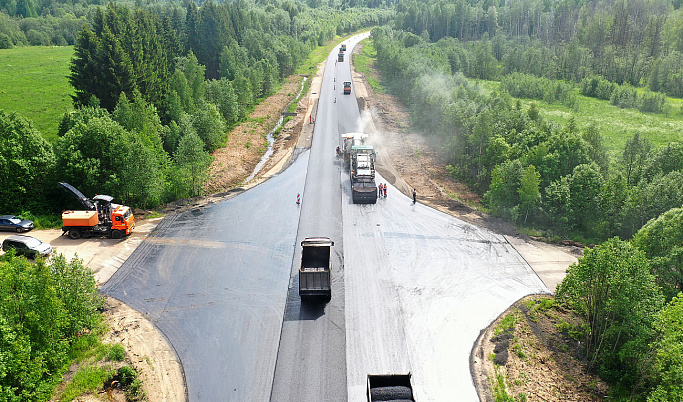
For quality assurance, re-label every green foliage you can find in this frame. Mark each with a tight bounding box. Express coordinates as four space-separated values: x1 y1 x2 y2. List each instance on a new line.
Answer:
55 113 167 208
619 172 683 239
494 312 517 336
0 253 103 400
492 364 514 402
502 73 575 107
556 238 664 388
647 293 683 401
107 344 125 362
205 78 239 126
192 99 227 153
58 366 113 402
0 110 55 213
173 131 212 198
49 254 103 337
632 208 683 298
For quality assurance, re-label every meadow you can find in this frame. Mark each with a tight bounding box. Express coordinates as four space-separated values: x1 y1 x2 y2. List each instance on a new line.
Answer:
477 80 683 158
0 46 74 142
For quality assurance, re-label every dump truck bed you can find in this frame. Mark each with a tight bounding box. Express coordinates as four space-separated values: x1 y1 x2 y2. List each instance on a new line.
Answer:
299 237 333 300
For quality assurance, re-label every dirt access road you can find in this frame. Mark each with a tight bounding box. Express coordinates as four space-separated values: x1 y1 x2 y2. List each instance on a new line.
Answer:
2 35 580 401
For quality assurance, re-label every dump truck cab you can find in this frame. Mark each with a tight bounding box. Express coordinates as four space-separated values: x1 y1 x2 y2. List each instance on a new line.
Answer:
111 205 135 234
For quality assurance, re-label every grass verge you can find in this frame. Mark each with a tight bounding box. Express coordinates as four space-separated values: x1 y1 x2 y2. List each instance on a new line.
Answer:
354 38 383 93
0 46 73 142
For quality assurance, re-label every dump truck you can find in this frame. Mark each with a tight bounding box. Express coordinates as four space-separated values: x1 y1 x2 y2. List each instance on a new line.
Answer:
299 237 333 301
343 81 352 95
367 374 415 401
338 52 344 62
58 182 135 239
350 144 378 204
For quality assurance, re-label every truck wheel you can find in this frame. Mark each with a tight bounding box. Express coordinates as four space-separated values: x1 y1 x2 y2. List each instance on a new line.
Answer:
111 229 122 239
68 230 81 240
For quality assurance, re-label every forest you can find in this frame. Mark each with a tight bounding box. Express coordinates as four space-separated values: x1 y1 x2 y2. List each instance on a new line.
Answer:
1 0 683 399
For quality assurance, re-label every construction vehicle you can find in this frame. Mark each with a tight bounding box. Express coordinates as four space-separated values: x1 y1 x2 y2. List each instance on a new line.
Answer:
350 143 378 204
338 52 344 62
340 132 368 166
341 44 347 52
343 81 351 95
299 237 333 302
58 182 135 239
367 374 415 401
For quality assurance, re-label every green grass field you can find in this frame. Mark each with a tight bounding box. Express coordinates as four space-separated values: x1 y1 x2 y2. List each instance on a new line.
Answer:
0 46 74 143
477 80 683 158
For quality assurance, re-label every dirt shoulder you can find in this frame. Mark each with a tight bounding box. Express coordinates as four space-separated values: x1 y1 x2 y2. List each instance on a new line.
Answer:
472 295 609 401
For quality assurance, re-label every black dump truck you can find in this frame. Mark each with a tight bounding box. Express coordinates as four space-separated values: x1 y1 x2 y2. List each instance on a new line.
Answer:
299 237 334 302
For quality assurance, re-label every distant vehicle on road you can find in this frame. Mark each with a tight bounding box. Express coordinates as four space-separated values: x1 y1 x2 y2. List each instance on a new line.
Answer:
338 52 344 62
299 237 334 302
2 235 52 259
343 81 351 94
341 44 347 52
0 215 34 233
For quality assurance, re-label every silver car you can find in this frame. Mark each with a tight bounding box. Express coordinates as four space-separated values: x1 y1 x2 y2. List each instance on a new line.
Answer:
2 235 52 259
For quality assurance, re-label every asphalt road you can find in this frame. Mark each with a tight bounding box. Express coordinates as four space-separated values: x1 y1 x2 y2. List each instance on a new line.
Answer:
102 32 549 402
101 153 308 400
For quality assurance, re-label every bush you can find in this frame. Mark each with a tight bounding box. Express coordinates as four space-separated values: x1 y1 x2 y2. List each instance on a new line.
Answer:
107 344 125 361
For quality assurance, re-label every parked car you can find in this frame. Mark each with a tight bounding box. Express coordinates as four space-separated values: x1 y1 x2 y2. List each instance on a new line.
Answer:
0 215 34 232
2 235 52 259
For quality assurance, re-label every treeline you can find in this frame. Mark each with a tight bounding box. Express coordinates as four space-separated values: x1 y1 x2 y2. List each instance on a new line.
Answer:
1 1 390 212
372 27 683 242
0 253 103 400
69 1 393 117
0 0 395 48
393 0 683 98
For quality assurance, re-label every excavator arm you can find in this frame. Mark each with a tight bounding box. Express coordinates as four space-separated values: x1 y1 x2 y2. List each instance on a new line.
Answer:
58 182 96 210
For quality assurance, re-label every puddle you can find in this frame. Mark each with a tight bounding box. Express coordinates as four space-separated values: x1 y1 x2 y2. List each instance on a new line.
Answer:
245 76 308 182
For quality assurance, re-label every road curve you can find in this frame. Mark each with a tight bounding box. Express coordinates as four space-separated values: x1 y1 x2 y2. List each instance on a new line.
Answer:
101 153 308 401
